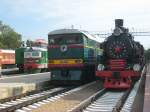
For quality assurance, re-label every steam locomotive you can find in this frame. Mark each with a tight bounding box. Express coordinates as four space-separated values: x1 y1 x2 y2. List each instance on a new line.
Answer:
96 19 144 89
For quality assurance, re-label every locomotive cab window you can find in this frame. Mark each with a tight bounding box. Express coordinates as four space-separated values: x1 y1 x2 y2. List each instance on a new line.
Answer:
48 34 83 45
24 51 41 58
32 51 41 58
82 35 88 45
24 52 32 58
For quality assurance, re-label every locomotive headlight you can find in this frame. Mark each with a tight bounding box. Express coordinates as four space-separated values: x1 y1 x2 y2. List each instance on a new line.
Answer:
35 59 39 62
133 64 141 71
97 64 105 71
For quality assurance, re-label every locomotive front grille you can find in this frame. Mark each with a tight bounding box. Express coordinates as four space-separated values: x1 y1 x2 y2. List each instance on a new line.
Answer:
109 59 126 70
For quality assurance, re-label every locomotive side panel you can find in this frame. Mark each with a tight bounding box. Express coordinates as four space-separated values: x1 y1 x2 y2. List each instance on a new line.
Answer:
15 48 25 72
0 50 15 69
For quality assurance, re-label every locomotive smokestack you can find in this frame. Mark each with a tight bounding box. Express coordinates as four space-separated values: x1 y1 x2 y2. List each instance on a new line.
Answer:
115 19 123 28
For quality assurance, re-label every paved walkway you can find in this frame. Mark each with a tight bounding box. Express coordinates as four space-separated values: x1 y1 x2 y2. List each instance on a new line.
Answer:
143 64 150 112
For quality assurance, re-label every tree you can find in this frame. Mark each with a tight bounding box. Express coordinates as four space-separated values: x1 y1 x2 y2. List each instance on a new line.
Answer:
145 49 150 62
26 40 33 47
0 20 22 49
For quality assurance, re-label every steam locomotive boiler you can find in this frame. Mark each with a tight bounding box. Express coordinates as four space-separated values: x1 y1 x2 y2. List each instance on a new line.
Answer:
96 19 144 89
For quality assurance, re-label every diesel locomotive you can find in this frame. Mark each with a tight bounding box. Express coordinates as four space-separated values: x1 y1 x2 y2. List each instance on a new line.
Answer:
96 19 144 89
16 39 48 73
48 29 103 84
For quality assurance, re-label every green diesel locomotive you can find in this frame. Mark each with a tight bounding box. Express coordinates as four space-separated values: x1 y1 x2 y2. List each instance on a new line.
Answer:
15 39 48 73
48 29 103 84
24 47 48 73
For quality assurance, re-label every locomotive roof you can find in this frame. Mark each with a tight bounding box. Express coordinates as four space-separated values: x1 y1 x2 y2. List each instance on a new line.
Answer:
0 49 15 53
48 29 101 43
25 47 47 51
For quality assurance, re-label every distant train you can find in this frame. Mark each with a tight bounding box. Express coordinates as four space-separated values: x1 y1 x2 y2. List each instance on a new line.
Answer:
48 29 103 84
0 49 15 69
96 19 145 89
15 39 48 73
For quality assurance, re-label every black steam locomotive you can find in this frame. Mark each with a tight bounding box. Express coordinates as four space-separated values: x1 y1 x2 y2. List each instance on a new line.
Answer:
96 19 144 89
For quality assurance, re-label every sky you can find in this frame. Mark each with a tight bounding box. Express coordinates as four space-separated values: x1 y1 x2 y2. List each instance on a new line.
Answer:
0 0 150 49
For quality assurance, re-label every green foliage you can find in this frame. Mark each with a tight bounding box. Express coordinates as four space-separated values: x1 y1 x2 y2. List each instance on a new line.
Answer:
145 49 150 62
26 40 33 47
0 20 22 49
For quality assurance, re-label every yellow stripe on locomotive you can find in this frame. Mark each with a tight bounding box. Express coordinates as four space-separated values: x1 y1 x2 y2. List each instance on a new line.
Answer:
49 59 83 64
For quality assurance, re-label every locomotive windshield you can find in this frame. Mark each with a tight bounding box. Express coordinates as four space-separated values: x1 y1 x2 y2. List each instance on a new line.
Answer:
24 51 41 58
48 34 83 45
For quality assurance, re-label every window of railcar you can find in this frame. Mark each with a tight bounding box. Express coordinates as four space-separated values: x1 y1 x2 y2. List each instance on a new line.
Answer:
12 55 15 59
48 34 83 45
24 52 32 58
88 39 94 47
82 34 88 46
96 42 100 48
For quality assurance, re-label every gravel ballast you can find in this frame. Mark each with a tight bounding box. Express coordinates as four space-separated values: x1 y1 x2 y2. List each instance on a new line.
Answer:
32 81 102 112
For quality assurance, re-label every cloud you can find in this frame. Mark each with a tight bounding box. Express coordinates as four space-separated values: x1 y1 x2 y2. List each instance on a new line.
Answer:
1 0 150 31
2 0 150 21
0 0 150 48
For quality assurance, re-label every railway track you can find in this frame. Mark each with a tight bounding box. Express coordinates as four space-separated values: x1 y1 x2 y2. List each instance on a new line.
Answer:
0 69 144 112
70 82 141 112
0 85 54 104
11 78 142 112
0 87 71 112
69 89 130 112
70 66 146 112
70 80 143 112
15 81 102 112
0 81 99 112
83 91 125 112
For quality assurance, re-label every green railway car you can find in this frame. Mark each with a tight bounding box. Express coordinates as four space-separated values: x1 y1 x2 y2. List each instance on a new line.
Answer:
24 47 48 73
48 29 103 84
15 39 48 73
15 47 26 72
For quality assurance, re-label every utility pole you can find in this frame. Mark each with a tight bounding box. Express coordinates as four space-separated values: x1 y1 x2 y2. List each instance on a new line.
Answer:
71 25 74 29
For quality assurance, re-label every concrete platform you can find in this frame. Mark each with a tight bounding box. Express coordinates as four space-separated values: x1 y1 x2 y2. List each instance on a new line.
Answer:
1 68 18 73
143 64 150 112
1 68 19 75
0 72 50 83
0 83 35 99
0 72 51 99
